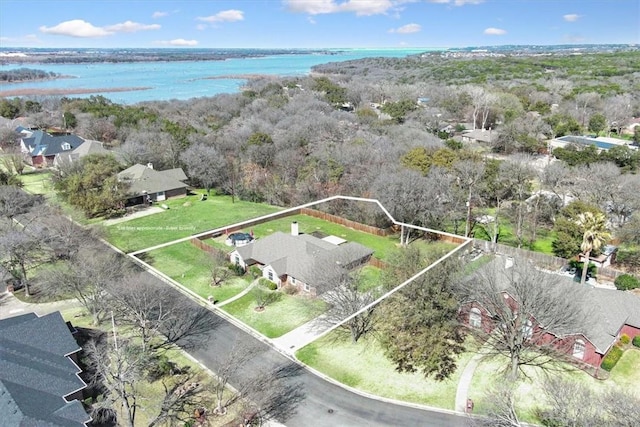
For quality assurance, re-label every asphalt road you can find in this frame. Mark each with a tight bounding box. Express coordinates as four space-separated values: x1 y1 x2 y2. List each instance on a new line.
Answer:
187 306 469 427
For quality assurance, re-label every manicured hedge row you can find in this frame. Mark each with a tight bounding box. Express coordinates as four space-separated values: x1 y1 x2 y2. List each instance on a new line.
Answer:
601 346 624 371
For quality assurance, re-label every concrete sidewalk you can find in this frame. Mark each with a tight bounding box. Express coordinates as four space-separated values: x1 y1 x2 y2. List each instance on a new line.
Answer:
271 312 338 355
216 279 259 307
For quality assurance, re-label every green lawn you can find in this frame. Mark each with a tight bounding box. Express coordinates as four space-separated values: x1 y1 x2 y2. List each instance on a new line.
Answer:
296 332 474 409
221 292 327 338
469 210 557 255
212 213 457 262
105 191 282 252
467 349 640 423
143 241 251 303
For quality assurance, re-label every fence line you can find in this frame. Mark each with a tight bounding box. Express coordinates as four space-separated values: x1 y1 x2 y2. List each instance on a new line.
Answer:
472 239 626 281
300 207 390 236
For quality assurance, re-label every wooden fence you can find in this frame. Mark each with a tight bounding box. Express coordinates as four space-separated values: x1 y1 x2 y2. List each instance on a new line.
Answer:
190 237 225 256
300 207 390 236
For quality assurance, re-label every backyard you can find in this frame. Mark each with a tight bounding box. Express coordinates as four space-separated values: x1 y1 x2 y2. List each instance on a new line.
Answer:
203 213 459 262
105 191 282 252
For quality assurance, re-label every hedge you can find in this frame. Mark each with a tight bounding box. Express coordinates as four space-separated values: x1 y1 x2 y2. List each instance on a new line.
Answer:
601 346 624 371
633 335 640 348
614 274 640 291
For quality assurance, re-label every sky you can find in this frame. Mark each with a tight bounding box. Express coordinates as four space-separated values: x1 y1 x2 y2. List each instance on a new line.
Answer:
0 0 638 49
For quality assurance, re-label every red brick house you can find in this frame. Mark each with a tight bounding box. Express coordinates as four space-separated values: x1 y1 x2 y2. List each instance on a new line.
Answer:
459 257 640 371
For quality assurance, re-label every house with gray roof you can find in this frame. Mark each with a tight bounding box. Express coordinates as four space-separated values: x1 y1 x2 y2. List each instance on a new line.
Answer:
20 130 85 168
53 139 109 168
460 256 640 371
117 163 188 206
0 311 91 426
230 222 374 296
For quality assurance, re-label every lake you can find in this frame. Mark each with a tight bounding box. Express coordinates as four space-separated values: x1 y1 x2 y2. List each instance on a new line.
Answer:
0 48 435 104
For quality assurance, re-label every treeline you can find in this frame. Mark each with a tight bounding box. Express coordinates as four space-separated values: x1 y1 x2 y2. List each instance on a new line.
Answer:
0 67 60 82
313 50 640 91
2 50 639 272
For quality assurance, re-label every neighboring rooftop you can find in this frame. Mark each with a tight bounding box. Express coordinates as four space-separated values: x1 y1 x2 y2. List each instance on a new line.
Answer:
117 163 188 196
0 312 90 427
21 130 85 157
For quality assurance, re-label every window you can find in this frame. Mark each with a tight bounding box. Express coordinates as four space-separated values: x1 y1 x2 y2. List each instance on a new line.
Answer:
303 283 310 292
469 308 482 328
268 270 273 281
573 339 586 360
291 277 296 284
234 255 240 265
522 319 533 340
61 142 71 151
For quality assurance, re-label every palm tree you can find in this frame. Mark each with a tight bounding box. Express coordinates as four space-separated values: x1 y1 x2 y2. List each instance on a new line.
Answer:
575 212 611 285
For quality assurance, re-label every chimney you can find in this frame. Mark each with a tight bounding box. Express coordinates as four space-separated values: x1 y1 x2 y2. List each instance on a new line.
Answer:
146 162 154 169
291 221 299 236
505 256 514 269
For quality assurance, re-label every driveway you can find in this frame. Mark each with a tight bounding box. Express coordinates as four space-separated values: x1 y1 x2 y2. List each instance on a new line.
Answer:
0 291 81 320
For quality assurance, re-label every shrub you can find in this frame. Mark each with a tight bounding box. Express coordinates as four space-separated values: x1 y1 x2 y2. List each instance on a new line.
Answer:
258 278 278 291
620 334 631 345
633 335 640 348
569 259 597 279
282 284 298 295
227 262 245 276
249 266 262 279
614 274 640 291
601 346 624 371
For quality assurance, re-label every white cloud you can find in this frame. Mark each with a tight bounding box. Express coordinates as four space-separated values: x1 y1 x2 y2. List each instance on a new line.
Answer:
104 21 160 33
389 23 422 34
156 38 199 46
484 27 506 35
39 19 113 38
563 14 580 22
196 24 207 31
197 9 244 23
152 11 168 19
284 0 395 16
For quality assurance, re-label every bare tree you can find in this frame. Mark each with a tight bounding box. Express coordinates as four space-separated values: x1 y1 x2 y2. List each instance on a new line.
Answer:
0 217 47 297
207 249 233 287
0 185 41 219
180 142 227 194
458 258 589 379
498 155 536 248
85 338 147 427
204 341 304 423
42 246 127 325
316 266 378 344
534 376 640 427
109 272 221 352
146 370 205 427
453 159 485 237
473 383 521 427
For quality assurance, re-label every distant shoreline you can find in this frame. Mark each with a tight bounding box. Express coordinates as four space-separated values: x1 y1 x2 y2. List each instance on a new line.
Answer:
197 74 280 81
0 86 152 97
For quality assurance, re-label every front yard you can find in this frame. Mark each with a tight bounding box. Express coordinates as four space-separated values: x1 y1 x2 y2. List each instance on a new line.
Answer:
467 349 640 423
296 332 474 409
221 292 328 338
143 241 252 304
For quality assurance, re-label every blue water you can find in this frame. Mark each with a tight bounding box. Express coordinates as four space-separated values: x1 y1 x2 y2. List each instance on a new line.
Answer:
558 135 617 150
0 48 434 104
